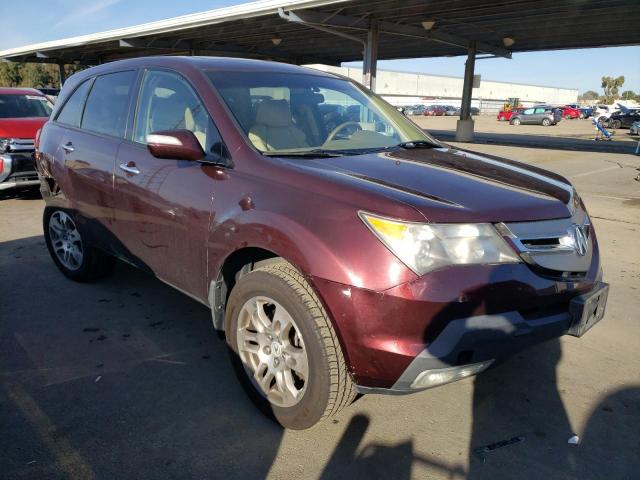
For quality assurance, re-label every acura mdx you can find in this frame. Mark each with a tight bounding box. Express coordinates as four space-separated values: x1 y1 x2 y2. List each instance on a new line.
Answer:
35 57 608 429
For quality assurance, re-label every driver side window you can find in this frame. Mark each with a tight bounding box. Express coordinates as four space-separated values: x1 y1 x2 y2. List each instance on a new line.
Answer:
134 70 223 157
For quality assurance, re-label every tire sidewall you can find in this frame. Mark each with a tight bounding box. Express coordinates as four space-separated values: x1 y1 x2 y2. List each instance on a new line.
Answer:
225 269 332 429
542 118 551 126
43 208 102 281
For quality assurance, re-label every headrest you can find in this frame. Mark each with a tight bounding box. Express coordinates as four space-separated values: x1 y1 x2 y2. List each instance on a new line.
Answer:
255 99 292 128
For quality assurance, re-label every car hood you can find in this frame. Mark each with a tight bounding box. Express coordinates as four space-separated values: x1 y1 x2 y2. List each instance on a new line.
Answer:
290 146 575 223
0 117 48 139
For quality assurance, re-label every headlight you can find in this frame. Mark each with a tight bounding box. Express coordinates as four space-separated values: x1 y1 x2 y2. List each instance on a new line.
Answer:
360 212 521 275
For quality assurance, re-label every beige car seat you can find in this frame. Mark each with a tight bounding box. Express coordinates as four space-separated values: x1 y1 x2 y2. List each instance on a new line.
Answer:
248 99 308 151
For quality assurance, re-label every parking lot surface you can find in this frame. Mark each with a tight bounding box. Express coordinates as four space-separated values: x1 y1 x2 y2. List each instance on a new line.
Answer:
1 141 639 479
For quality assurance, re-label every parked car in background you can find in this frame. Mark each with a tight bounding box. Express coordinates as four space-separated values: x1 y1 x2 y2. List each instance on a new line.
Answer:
0 87 53 192
560 105 581 119
451 106 480 116
423 105 446 116
510 106 561 126
36 56 608 429
497 107 524 121
607 109 640 129
630 120 640 135
408 105 426 116
444 105 458 116
579 106 593 119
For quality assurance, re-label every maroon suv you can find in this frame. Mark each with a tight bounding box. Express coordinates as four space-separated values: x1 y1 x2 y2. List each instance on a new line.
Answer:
36 57 608 429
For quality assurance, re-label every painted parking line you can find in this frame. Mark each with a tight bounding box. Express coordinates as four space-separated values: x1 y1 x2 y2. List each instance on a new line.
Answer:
4 382 96 480
569 165 620 179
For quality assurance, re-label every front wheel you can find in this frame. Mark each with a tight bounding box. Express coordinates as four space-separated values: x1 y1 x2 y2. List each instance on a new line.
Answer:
565 114 572 120
225 260 356 429
610 120 622 129
510 118 521 125
44 208 115 282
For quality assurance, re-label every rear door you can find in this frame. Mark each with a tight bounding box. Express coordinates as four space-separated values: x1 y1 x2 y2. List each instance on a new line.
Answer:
532 107 547 123
54 70 137 246
112 68 227 300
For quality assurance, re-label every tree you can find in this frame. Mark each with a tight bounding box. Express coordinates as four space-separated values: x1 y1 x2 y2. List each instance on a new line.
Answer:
621 90 637 101
601 75 625 104
21 63 56 88
580 90 599 101
0 62 23 87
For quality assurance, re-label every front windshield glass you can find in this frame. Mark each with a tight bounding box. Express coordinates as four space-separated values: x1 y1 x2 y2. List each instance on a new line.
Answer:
206 70 438 155
0 94 54 118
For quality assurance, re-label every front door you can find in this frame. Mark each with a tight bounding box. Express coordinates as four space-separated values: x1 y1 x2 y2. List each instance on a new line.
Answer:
112 69 226 300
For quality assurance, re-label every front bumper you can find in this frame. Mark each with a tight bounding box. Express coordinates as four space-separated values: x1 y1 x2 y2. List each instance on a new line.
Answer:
0 153 38 190
311 252 602 392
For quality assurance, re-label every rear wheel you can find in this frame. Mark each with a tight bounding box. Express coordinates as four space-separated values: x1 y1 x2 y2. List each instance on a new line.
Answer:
579 112 585 119
225 260 356 429
542 118 551 126
610 119 622 129
44 208 115 282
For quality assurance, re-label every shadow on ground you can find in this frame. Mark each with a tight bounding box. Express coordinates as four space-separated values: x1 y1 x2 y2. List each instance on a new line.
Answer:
1 232 638 479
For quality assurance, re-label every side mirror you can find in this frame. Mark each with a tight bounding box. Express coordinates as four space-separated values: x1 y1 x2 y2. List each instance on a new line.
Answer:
146 129 205 161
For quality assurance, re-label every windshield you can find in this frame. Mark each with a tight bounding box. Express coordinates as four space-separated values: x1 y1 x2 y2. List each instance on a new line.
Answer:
206 70 438 155
0 94 53 118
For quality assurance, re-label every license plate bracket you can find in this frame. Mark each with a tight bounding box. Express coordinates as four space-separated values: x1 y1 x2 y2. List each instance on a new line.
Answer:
568 282 609 337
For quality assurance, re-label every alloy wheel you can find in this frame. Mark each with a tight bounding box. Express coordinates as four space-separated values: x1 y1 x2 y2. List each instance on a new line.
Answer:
236 296 309 407
48 211 83 270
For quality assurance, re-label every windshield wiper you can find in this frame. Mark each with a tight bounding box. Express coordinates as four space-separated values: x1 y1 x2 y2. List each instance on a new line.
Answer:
262 149 361 158
395 140 441 149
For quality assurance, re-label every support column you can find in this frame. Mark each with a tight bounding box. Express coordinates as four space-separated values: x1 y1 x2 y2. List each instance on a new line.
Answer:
58 63 66 87
456 42 476 142
362 20 378 91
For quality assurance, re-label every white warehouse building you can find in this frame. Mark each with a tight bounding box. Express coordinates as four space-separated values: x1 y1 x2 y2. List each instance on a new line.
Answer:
308 65 579 114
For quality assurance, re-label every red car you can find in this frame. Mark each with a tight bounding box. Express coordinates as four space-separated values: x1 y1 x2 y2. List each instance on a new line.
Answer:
0 88 52 191
36 57 608 429
560 105 581 119
497 108 523 121
423 105 446 116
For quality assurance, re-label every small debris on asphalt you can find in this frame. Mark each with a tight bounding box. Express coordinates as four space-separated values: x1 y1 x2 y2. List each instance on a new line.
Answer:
95 363 104 368
95 375 102 383
97 298 112 303
473 436 525 462
568 435 580 445
202 355 210 359
148 321 163 327
83 327 100 332
96 335 107 341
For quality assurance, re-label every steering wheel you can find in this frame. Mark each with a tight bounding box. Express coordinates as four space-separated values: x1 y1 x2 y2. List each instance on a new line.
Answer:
325 121 362 143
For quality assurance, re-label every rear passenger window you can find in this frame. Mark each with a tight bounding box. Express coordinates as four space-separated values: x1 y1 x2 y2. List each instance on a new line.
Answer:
82 71 136 138
134 69 223 157
534 108 546 114
56 79 91 127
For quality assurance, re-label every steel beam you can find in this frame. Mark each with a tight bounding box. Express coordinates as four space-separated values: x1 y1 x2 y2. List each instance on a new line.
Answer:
58 63 66 86
284 9 511 59
455 42 476 142
363 20 378 91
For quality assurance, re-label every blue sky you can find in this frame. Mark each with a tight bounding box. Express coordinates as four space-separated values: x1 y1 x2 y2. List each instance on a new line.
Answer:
1 0 638 94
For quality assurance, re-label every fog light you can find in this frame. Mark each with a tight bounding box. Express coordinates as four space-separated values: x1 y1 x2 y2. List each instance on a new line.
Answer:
410 360 494 389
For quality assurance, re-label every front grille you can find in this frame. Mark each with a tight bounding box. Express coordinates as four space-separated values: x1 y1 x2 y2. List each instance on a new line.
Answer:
9 153 35 173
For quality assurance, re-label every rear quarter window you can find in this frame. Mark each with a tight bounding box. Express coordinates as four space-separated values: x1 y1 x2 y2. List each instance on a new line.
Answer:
56 80 92 127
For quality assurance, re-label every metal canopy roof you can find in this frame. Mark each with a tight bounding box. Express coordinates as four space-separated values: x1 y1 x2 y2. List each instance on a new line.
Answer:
1 0 639 66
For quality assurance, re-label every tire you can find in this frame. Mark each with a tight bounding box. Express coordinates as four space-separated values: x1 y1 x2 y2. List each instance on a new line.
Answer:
43 208 115 282
225 260 356 429
610 120 621 129
542 118 551 126
565 114 572 120
510 118 521 125
579 113 585 119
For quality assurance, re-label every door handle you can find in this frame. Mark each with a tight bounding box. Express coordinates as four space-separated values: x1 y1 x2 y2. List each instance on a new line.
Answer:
62 142 74 153
119 162 140 175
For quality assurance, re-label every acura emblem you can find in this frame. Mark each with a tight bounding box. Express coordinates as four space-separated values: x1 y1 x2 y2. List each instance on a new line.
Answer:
569 224 588 256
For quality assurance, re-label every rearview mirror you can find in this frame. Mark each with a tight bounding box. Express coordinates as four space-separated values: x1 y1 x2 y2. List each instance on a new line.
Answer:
146 130 205 161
